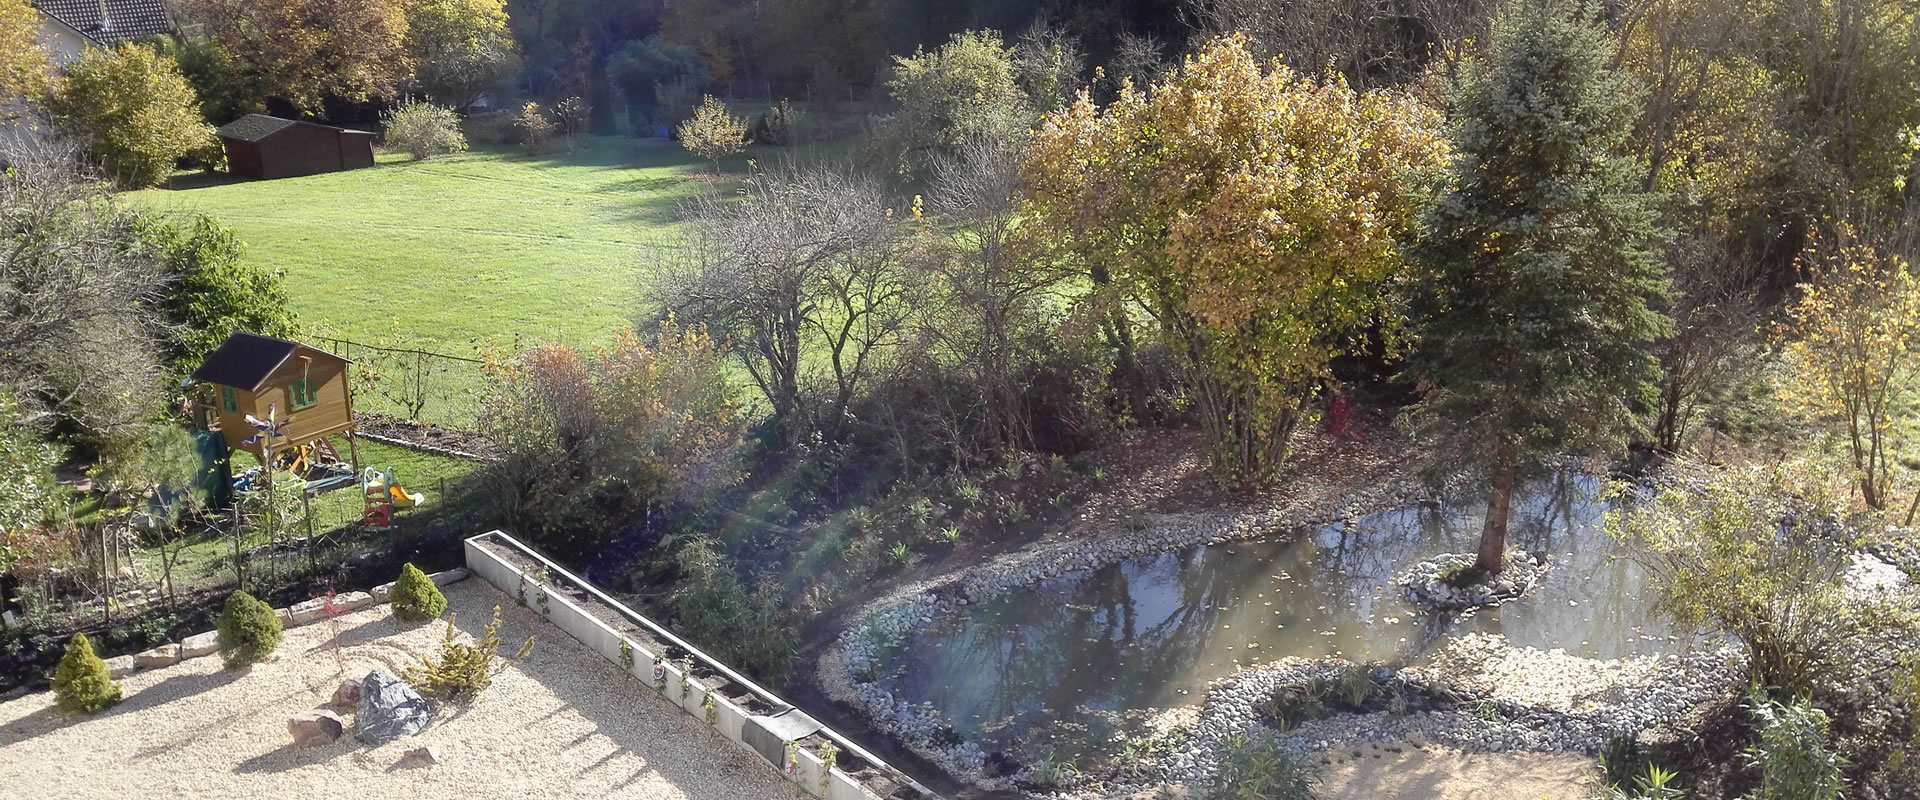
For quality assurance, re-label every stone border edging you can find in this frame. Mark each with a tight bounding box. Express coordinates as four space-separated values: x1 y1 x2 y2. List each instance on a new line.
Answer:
103 569 471 679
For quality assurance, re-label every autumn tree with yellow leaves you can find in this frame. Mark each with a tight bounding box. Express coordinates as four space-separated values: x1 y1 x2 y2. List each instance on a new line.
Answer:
1021 33 1447 483
1781 232 1920 510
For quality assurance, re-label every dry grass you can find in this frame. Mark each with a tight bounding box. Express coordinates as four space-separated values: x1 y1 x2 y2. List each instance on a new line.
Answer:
0 580 808 800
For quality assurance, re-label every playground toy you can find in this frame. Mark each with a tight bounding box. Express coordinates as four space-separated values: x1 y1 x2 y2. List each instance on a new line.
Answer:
361 467 427 526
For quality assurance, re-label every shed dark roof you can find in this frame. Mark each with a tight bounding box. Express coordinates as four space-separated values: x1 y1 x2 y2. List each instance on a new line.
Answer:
216 114 379 142
216 114 299 142
34 0 172 47
190 332 346 391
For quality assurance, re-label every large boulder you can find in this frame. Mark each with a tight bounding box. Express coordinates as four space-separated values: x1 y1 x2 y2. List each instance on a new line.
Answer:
134 644 181 670
179 631 219 659
289 710 345 747
355 669 431 744
103 655 135 679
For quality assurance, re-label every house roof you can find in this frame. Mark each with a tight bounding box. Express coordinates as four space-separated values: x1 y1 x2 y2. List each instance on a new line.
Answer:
190 332 347 392
34 0 173 47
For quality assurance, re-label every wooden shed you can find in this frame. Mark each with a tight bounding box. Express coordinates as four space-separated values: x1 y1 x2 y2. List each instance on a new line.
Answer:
216 114 376 180
190 332 359 465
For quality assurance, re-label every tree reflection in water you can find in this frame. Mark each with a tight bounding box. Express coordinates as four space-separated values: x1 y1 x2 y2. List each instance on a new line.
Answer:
881 473 1681 754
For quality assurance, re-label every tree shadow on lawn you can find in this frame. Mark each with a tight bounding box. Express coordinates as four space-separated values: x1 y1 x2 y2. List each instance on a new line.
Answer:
435 583 805 797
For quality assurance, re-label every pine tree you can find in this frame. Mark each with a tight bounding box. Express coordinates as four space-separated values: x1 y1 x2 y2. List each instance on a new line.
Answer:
1406 0 1671 573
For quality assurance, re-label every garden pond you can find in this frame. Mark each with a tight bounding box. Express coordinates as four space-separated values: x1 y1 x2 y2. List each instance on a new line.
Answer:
877 472 1685 752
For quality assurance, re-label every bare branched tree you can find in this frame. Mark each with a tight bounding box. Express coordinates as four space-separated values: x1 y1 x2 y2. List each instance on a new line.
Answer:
1180 0 1493 89
919 137 1073 457
646 163 917 438
0 136 170 442
1652 235 1772 453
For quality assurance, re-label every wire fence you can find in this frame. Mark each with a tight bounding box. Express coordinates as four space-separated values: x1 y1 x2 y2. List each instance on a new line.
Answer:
315 336 495 431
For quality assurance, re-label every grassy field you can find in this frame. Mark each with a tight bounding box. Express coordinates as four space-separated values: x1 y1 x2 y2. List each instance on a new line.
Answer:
128 136 748 352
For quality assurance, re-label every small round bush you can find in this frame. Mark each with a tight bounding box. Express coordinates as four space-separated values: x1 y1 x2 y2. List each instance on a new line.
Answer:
391 563 447 623
53 633 122 714
382 99 468 160
217 590 283 667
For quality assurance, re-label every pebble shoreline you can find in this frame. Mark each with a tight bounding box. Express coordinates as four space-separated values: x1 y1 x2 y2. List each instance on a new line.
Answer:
820 459 1740 796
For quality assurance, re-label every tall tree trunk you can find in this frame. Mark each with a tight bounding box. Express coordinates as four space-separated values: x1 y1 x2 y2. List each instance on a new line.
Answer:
1477 455 1517 574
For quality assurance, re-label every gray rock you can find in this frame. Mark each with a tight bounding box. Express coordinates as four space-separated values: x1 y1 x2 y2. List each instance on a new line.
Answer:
289 710 345 747
334 591 375 613
371 582 395 604
179 631 219 659
134 644 181 669
288 598 329 626
428 569 469 587
355 669 431 744
104 655 135 678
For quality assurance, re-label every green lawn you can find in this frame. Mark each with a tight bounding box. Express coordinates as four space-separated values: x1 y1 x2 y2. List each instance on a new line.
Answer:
129 136 743 352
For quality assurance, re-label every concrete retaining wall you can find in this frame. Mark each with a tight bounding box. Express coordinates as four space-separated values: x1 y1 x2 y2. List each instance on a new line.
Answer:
464 532 904 800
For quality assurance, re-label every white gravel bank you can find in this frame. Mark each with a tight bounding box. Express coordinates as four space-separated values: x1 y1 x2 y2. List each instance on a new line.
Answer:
0 580 808 800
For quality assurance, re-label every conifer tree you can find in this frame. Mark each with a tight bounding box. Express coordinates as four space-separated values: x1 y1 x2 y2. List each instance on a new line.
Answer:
1406 0 1670 573
53 633 121 714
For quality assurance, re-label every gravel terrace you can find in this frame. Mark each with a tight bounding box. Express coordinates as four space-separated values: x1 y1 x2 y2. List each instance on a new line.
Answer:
0 580 808 800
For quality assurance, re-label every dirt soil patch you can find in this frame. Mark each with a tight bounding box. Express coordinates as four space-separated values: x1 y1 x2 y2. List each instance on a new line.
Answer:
0 580 806 800
1316 740 1598 800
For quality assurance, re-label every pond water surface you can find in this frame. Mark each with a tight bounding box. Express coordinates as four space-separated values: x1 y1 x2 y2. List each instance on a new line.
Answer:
881 473 1681 746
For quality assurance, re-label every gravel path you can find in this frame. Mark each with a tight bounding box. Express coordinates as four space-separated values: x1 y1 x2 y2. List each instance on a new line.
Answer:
0 580 808 800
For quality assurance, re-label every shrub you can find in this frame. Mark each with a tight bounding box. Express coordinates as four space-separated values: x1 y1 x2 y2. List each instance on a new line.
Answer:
749 98 802 146
216 590 282 667
1609 465 1915 695
44 43 214 187
382 99 468 160
511 101 554 154
390 562 447 623
403 605 532 701
1436 563 1488 588
1211 733 1317 800
1258 680 1331 731
1745 692 1847 800
553 96 589 150
678 94 746 169
668 538 795 681
146 213 297 370
52 633 121 714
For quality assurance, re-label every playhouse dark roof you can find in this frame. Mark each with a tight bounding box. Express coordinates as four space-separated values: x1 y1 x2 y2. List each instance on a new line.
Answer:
216 114 378 142
191 332 347 391
34 0 172 47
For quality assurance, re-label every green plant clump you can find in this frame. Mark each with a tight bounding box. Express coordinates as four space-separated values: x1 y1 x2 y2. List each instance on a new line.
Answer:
1212 733 1318 800
404 605 534 701
52 633 122 714
1436 563 1489 588
391 562 448 622
216 590 283 667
